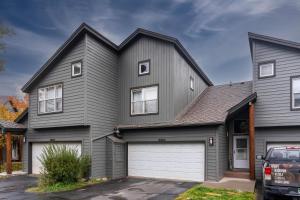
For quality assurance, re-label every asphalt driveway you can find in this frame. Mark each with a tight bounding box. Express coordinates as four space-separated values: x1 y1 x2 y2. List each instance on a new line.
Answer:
0 175 197 200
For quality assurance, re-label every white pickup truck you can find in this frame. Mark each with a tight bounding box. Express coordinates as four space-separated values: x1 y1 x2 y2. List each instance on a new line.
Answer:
257 147 300 200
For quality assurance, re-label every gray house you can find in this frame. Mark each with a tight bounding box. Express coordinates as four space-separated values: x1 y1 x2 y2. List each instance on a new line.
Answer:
15 23 300 182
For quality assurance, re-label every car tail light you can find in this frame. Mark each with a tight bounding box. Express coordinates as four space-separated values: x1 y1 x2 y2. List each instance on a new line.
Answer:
265 167 272 175
264 167 272 180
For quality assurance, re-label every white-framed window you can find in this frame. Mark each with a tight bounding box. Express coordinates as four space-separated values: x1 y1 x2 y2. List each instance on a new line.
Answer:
291 77 300 110
190 76 194 90
71 61 82 77
138 60 150 75
38 84 63 114
131 85 158 115
259 61 275 78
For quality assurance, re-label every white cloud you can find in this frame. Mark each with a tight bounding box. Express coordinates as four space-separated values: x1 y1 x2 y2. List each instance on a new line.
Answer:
182 0 289 36
5 25 61 62
0 71 31 96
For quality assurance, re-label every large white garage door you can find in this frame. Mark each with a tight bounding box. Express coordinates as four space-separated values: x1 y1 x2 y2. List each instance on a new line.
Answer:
128 143 205 182
32 142 82 174
267 143 300 151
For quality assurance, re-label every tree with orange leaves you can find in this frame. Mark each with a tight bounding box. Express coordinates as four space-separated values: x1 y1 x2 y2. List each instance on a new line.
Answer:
0 95 28 121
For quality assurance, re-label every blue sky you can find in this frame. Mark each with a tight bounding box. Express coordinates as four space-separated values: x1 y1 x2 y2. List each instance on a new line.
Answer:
1 0 300 96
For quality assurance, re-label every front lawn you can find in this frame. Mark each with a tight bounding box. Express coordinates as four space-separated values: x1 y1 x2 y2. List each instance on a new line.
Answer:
26 178 103 193
176 185 255 200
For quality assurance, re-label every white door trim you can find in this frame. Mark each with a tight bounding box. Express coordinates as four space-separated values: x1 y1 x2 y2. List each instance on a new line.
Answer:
233 135 249 169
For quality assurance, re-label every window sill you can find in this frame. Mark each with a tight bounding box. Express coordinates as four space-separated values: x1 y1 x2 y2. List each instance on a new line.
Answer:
130 112 159 117
37 111 63 116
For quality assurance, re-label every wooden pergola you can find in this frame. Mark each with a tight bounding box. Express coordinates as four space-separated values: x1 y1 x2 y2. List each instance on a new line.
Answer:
0 120 26 174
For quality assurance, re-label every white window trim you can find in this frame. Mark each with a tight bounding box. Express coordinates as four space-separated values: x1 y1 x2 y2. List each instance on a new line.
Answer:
131 85 158 115
291 77 300 110
190 76 194 90
38 84 63 114
259 61 275 78
138 60 150 75
71 61 82 77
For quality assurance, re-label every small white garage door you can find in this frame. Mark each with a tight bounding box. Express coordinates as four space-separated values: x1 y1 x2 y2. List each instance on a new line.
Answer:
32 142 82 174
267 143 300 151
128 143 205 182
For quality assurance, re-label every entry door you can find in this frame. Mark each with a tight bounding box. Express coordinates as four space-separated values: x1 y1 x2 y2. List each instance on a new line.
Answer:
233 136 249 169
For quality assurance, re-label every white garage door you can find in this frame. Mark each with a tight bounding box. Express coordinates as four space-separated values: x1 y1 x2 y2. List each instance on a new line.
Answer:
267 143 300 151
32 142 82 174
128 143 205 182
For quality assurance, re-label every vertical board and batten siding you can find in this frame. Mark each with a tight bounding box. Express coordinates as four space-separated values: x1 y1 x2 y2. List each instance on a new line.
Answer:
255 127 300 179
23 127 90 173
217 125 228 180
85 34 119 177
118 37 175 125
173 50 208 116
122 126 221 181
29 36 86 129
253 40 300 127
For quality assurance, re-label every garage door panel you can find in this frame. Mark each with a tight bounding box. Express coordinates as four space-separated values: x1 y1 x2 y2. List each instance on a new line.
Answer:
32 142 82 174
128 143 205 182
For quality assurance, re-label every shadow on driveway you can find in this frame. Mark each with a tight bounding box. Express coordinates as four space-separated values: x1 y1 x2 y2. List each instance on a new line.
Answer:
0 175 197 200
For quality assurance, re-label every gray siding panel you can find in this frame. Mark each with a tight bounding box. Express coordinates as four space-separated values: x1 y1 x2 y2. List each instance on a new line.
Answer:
118 37 175 125
122 126 219 181
255 127 300 179
23 126 90 174
217 125 228 179
173 50 208 116
253 41 300 127
85 34 119 177
29 36 86 129
92 137 106 178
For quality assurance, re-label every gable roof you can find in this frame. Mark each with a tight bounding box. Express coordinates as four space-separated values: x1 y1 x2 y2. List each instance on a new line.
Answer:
248 32 300 58
22 23 212 92
118 81 256 130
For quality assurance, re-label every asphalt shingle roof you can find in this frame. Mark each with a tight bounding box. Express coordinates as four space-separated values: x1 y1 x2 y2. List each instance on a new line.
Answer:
177 81 254 125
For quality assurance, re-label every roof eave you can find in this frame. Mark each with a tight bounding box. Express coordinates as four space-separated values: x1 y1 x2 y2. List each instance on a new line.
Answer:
227 92 257 117
117 121 224 130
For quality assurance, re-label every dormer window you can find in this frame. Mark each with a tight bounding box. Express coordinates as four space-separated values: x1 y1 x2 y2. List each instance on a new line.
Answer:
138 60 150 76
258 61 275 78
71 61 82 77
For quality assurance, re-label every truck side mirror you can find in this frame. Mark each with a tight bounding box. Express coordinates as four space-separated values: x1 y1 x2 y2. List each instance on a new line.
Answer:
256 155 264 160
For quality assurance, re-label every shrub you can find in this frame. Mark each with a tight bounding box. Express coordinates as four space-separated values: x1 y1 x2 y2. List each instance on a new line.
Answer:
79 154 91 179
39 144 90 186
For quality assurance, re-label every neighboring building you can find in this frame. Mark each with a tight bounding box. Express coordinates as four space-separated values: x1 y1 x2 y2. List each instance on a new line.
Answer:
16 23 300 182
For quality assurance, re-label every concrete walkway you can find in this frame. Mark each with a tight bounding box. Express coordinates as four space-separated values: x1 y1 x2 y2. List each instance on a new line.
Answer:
203 177 256 192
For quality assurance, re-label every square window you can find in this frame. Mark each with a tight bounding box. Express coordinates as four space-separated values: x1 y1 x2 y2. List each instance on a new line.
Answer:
72 61 82 77
138 60 150 75
38 84 63 114
259 61 275 78
131 85 158 115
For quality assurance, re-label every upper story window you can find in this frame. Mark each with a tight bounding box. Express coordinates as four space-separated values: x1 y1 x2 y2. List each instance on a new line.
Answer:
291 76 300 110
258 61 275 78
138 60 150 76
38 84 62 114
71 61 82 77
190 76 194 90
131 85 158 115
